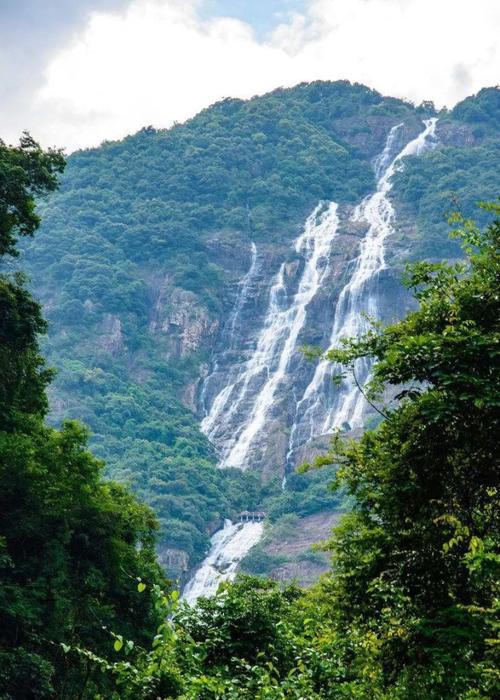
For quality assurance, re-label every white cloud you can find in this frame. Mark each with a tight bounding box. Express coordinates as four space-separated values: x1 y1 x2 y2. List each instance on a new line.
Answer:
272 0 500 103
19 0 500 150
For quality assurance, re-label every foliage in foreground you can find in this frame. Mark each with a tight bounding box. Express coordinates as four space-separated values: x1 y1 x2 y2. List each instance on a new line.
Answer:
312 202 500 697
0 136 166 699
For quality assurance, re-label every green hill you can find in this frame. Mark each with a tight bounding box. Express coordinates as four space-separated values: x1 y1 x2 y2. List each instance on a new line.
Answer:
19 82 500 574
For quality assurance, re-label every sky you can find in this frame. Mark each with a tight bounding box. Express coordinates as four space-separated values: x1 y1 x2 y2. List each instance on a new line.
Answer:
1 0 499 152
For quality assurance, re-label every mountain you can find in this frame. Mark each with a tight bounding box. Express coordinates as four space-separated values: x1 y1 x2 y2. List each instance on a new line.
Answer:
20 81 500 583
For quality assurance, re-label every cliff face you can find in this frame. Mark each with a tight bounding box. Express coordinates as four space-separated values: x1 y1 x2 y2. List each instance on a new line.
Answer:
21 82 500 576
197 120 436 478
241 511 341 587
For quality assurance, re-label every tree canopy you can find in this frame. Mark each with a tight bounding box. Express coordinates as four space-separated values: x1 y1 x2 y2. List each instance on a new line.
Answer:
0 135 165 699
311 202 500 697
0 132 64 257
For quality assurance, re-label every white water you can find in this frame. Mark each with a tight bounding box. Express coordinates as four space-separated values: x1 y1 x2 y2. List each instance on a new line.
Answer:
181 519 264 605
203 202 340 469
184 204 340 603
200 241 258 427
286 118 438 461
227 241 259 348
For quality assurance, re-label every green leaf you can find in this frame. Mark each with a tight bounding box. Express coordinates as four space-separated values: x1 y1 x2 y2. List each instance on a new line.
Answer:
114 638 123 652
137 581 146 593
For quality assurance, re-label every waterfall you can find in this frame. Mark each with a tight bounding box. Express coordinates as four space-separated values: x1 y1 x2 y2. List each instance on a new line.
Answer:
286 118 438 463
181 519 264 605
203 202 340 470
227 241 259 348
183 119 439 604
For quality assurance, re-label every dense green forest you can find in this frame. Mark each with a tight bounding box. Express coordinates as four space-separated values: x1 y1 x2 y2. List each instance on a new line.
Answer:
391 86 500 258
0 135 166 697
17 82 500 572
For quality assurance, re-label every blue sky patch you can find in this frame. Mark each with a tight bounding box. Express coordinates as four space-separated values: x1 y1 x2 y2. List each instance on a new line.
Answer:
201 0 307 38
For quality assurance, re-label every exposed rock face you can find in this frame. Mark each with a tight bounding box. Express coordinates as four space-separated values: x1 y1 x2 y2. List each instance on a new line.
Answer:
332 114 423 156
182 379 201 412
171 294 218 358
436 120 477 148
99 313 124 355
244 511 341 587
157 547 190 583
150 282 219 359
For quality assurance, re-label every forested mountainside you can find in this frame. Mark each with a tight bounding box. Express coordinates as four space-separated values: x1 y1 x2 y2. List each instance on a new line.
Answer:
20 81 500 578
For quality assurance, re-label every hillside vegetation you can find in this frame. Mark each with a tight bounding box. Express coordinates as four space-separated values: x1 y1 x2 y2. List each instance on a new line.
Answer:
391 86 500 257
20 82 500 572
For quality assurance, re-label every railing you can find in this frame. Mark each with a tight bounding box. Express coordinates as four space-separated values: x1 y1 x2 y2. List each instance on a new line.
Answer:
237 511 266 523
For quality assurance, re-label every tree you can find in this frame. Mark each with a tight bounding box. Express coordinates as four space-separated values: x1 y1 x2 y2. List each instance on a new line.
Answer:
0 134 165 698
313 203 499 697
0 132 65 257
88 576 324 700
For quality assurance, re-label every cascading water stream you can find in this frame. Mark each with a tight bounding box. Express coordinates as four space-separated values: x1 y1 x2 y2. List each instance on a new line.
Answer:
204 202 340 470
199 241 258 422
181 519 264 605
286 118 438 466
182 204 341 603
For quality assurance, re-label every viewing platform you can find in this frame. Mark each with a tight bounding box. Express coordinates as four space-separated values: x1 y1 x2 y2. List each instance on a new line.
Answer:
237 511 266 523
